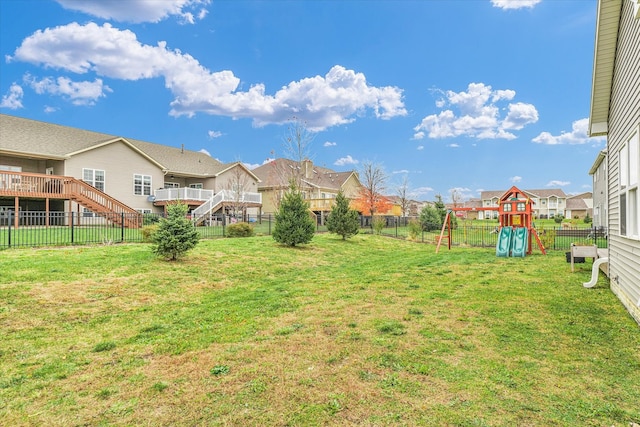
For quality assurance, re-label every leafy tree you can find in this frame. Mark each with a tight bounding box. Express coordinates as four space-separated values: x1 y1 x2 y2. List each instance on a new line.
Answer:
273 182 315 246
152 202 199 261
326 191 360 240
419 204 441 231
584 213 592 224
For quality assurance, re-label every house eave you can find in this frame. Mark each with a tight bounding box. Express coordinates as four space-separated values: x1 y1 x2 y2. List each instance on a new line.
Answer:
588 0 623 137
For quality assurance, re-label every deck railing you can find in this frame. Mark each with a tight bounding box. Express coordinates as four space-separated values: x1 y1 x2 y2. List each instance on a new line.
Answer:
154 188 214 202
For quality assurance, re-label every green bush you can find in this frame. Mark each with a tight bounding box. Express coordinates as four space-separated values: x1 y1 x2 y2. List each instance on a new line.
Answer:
273 183 315 247
226 222 255 237
372 216 386 235
152 203 200 261
143 213 161 226
407 219 422 241
326 191 359 240
584 213 592 224
554 214 564 224
538 228 556 249
141 224 158 242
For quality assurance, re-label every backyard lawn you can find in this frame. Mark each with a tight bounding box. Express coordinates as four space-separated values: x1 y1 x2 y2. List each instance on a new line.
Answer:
1 234 638 426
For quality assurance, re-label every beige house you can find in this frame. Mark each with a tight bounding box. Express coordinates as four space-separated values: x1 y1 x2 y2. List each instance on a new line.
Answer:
589 150 608 228
0 114 261 225
565 192 594 220
588 0 640 325
252 158 362 221
479 189 571 220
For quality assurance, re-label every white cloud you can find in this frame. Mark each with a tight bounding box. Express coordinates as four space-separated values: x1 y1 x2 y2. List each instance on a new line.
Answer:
547 180 570 187
449 187 474 202
334 155 359 166
0 83 24 109
510 175 522 183
55 0 211 24
10 23 406 131
244 162 262 170
208 130 223 139
411 186 434 198
44 105 57 113
417 145 424 150
392 169 409 175
448 143 460 148
491 0 542 10
413 83 538 140
323 141 337 147
502 102 539 130
532 118 605 145
24 75 110 105
199 148 211 156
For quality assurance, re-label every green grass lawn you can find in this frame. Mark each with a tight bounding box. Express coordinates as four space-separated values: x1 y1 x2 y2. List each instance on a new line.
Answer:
1 234 638 426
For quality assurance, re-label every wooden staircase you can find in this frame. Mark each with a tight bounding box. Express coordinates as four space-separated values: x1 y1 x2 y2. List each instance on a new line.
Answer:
66 178 142 228
0 171 142 228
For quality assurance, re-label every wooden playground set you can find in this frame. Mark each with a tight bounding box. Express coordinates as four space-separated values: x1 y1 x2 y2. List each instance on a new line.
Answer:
436 186 546 256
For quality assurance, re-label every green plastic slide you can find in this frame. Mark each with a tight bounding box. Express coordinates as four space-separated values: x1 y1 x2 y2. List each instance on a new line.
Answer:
511 227 528 257
496 226 512 257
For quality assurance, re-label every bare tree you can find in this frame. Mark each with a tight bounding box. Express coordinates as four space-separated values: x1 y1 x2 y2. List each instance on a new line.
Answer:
356 161 389 217
268 118 316 209
450 188 464 209
396 175 411 218
225 163 252 220
282 117 316 190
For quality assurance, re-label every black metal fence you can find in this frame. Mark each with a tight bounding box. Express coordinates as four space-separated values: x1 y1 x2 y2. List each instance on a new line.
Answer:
0 211 607 251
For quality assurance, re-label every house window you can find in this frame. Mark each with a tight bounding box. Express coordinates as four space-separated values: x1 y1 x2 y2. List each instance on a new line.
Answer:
619 127 639 239
189 183 203 189
503 203 512 212
164 182 179 188
516 202 526 212
134 174 152 196
83 168 105 192
136 209 152 214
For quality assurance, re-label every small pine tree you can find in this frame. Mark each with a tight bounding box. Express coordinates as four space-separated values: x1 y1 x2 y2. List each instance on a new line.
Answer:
326 191 360 240
419 205 441 231
152 203 200 260
273 183 315 246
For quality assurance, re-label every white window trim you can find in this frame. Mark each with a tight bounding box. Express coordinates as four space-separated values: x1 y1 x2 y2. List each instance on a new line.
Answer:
619 124 640 240
134 173 152 196
83 168 105 192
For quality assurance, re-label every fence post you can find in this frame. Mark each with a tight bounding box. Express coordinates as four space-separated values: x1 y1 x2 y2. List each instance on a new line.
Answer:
7 211 12 248
395 217 398 238
70 211 75 244
222 214 226 237
121 212 125 243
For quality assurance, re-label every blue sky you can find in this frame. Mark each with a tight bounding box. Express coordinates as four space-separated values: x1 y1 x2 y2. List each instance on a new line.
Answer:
0 0 605 201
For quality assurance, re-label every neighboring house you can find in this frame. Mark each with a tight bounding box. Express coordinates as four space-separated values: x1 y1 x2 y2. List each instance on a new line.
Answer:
447 198 483 220
589 150 608 228
565 192 593 220
252 158 362 221
0 114 261 225
588 0 640 325
479 189 570 220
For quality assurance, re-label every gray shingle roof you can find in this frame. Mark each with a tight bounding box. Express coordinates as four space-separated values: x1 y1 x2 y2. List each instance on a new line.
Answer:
1 113 226 176
252 158 356 191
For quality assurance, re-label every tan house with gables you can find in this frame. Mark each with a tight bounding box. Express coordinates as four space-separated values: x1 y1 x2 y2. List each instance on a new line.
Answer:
479 189 571 220
252 158 362 221
0 114 261 226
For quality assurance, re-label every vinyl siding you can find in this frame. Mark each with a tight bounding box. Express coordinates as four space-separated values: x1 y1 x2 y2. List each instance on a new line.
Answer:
607 0 640 323
64 141 165 212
